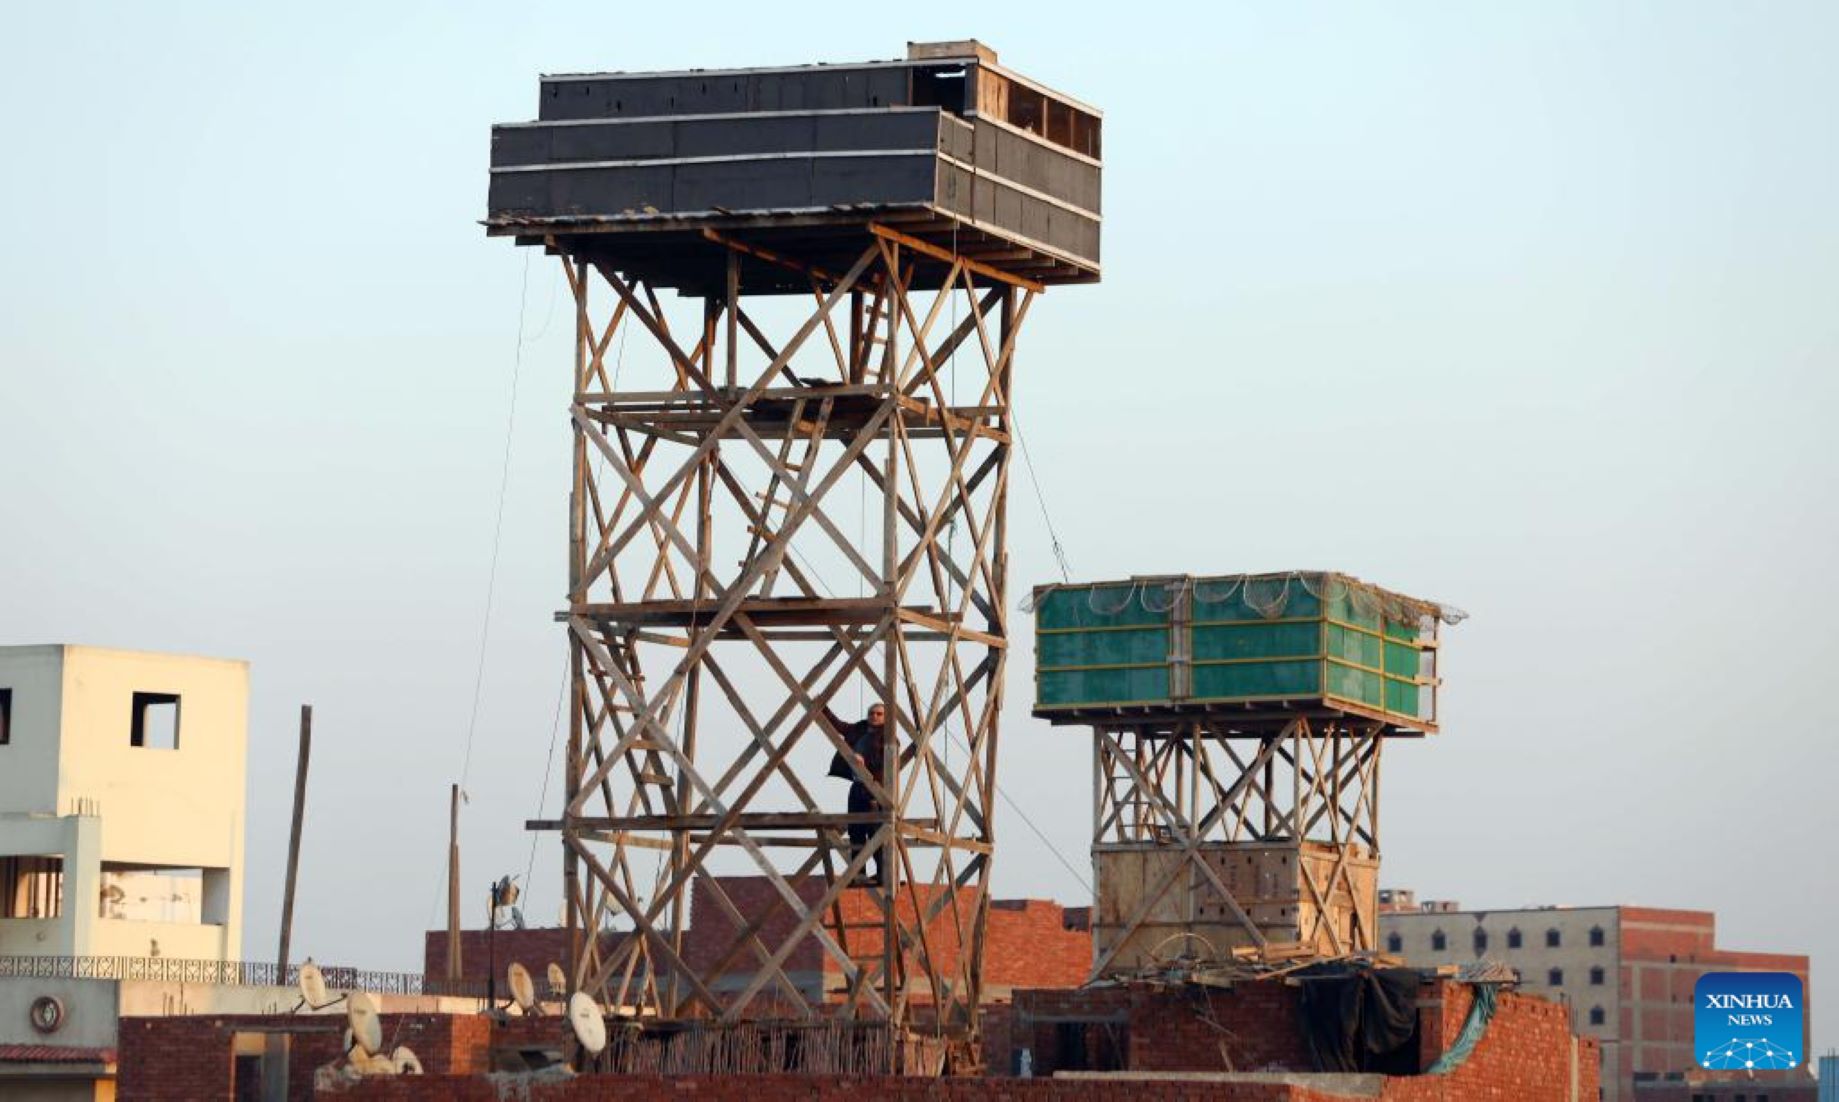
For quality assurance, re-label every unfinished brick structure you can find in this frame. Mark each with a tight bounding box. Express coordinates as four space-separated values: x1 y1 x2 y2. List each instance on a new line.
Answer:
995 973 1599 1100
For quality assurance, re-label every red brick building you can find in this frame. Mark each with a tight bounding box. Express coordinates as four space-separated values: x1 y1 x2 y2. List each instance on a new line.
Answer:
422 926 626 996
430 876 1093 1012
1380 900 1812 1101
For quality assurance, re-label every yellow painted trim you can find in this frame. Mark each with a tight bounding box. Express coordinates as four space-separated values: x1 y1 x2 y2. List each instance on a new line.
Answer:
1188 654 1322 667
1039 661 1168 674
1186 615 1322 629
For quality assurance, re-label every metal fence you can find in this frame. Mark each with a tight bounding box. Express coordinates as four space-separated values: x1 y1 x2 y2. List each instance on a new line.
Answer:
0 955 488 998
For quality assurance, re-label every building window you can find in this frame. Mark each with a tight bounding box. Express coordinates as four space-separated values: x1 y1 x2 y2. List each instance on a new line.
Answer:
1590 966 1605 986
0 687 11 744
1545 928 1561 948
1589 926 1605 947
1473 928 1488 955
1506 927 1522 949
1 857 64 918
1431 930 1447 951
131 692 181 749
1386 932 1403 953
1589 1006 1605 1026
1548 968 1564 986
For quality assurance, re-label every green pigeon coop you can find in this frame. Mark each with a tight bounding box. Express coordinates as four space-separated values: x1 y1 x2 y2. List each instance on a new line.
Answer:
1030 571 1461 973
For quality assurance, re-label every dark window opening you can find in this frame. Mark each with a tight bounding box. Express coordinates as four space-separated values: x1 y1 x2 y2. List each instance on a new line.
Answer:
1589 1006 1605 1026
1051 1021 1125 1073
1431 930 1447 951
1473 929 1489 955
912 66 969 115
131 692 181 749
1546 928 1562 948
1590 926 1605 947
0 687 11 745
1386 932 1403 953
233 1055 263 1102
1590 966 1605 986
1507 928 1523 949
2 856 64 918
1548 968 1564 986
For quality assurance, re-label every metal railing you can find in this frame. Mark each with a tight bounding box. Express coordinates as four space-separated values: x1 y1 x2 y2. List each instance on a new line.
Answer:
0 955 488 998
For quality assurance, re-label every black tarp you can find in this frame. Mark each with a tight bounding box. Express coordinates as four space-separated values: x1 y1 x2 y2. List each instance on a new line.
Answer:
1295 963 1422 1073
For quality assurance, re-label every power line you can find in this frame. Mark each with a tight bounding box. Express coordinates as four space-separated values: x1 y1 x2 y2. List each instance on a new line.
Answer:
429 249 538 931
1013 411 1072 583
457 250 534 791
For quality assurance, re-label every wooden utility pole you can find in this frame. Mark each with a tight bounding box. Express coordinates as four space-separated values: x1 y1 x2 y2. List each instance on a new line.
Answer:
446 784 463 983
276 704 312 974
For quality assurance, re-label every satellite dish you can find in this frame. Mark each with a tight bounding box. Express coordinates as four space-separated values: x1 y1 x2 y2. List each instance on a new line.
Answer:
346 992 383 1057
546 962 567 995
568 992 606 1055
299 961 329 1009
391 1046 424 1075
507 962 537 1011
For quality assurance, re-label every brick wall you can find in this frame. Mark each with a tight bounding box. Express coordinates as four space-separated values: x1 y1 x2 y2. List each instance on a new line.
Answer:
1386 986 1601 1102
679 877 1091 1007
118 1012 493 1102
423 927 625 990
985 899 1091 993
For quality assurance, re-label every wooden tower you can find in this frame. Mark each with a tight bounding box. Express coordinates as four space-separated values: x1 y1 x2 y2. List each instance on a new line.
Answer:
486 41 1101 1072
1030 572 1461 976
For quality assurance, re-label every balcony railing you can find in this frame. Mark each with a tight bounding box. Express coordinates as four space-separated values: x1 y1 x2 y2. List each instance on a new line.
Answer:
0 954 488 998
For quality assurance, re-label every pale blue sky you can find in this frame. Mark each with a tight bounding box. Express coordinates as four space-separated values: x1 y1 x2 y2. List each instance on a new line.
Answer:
2 1 1835 1056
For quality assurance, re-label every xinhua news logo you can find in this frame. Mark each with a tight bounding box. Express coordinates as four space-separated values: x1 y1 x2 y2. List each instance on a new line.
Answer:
1694 972 1803 1071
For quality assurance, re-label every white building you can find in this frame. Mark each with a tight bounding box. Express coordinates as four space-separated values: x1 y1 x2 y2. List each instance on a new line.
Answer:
0 645 248 963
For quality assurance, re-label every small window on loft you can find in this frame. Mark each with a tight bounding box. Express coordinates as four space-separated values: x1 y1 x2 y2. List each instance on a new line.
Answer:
1507 928 1523 949
1589 1006 1605 1026
913 66 969 115
0 687 12 745
1548 968 1565 986
131 692 181 749
1431 930 1447 951
1473 929 1489 955
1590 966 1606 986
1546 928 1562 948
1590 926 1605 947
1386 932 1403 953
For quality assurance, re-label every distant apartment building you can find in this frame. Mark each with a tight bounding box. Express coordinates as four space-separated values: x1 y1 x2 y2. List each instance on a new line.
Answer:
1379 897 1812 1102
0 645 249 962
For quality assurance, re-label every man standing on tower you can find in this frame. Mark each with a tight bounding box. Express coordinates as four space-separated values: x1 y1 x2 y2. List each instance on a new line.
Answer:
823 701 889 887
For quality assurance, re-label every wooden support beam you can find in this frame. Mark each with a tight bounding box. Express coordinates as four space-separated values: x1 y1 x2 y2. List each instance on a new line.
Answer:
868 223 1046 293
